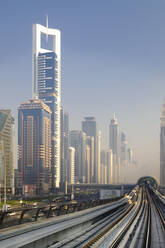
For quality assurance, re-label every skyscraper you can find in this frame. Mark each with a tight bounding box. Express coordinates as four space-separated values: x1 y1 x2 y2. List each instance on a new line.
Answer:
60 107 69 186
86 136 95 183
68 147 75 184
109 113 118 183
100 150 113 184
82 117 98 183
85 144 91 183
120 132 127 166
18 99 52 195
81 132 87 183
160 100 165 186
100 150 107 184
107 149 113 184
97 131 101 184
109 113 118 156
0 110 14 195
32 22 61 190
70 130 86 183
127 148 133 166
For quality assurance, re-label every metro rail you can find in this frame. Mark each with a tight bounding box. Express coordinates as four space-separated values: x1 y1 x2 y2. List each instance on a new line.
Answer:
0 185 164 248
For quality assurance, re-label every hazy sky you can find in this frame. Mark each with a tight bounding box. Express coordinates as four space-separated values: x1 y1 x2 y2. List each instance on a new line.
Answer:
0 0 165 182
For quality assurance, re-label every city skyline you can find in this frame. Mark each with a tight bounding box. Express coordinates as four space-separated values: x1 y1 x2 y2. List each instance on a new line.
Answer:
0 2 165 247
0 0 164 182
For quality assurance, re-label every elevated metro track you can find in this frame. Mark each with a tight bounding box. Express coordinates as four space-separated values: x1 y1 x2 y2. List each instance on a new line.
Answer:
0 196 130 248
0 184 164 248
82 185 165 248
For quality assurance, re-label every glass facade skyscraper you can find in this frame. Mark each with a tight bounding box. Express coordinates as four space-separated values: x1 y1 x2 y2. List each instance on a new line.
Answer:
70 130 86 183
82 117 98 183
32 23 61 190
60 107 69 185
18 99 52 196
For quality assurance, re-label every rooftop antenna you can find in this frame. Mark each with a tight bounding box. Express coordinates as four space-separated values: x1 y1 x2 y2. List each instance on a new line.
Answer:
113 112 116 120
46 14 48 42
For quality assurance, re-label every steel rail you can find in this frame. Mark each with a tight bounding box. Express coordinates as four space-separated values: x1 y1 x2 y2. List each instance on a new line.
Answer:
82 205 135 248
81 191 139 248
145 189 151 248
50 204 128 248
121 197 147 248
108 188 143 248
145 186 165 248
150 190 165 230
0 198 128 244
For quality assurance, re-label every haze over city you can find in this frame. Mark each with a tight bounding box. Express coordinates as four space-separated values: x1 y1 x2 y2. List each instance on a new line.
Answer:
1 2 165 248
1 0 165 182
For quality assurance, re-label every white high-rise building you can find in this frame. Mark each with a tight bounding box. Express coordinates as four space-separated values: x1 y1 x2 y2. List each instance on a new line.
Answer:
82 117 98 183
70 130 87 183
120 132 127 166
68 147 75 184
100 150 113 184
109 113 118 157
107 149 113 184
109 113 118 183
127 148 133 166
97 131 101 184
32 22 61 189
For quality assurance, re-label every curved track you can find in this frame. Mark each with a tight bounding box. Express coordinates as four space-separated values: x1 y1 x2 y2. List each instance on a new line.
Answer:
0 185 164 248
66 186 164 248
146 188 165 248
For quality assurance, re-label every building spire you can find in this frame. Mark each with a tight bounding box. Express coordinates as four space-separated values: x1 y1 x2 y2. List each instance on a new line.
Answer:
110 112 118 125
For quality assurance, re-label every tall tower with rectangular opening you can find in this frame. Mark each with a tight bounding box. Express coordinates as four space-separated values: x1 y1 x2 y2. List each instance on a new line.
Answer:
32 23 61 189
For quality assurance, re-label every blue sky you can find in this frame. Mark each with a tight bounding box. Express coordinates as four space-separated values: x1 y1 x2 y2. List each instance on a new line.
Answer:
0 0 165 182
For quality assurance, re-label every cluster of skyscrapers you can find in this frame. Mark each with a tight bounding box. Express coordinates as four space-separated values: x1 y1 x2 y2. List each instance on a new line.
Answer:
1 22 62 196
62 114 135 188
101 114 135 185
0 21 144 198
60 116 101 188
